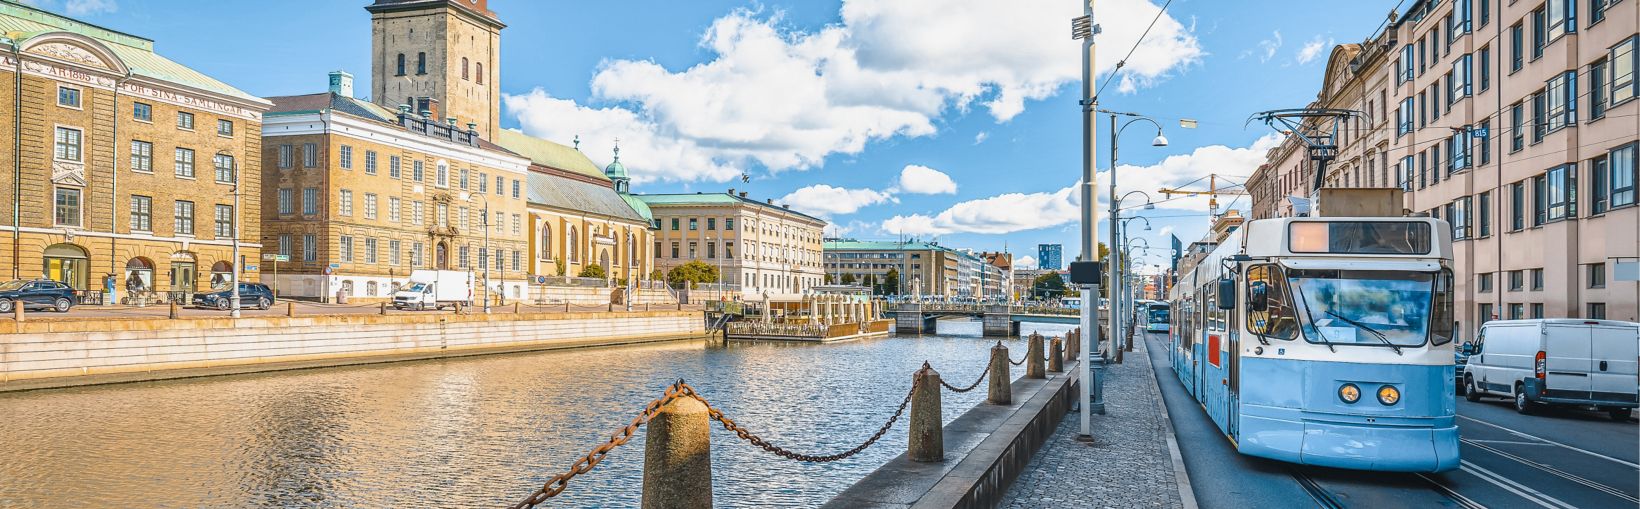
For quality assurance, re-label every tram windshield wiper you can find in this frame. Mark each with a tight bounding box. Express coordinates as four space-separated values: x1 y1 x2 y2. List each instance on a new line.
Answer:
1292 286 1335 353
1325 310 1400 355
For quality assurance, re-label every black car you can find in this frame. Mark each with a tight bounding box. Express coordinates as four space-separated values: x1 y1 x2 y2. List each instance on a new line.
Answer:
192 283 275 310
0 279 78 313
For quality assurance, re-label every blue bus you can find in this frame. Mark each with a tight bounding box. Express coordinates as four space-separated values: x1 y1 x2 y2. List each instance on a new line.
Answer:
1145 302 1170 333
1167 217 1458 473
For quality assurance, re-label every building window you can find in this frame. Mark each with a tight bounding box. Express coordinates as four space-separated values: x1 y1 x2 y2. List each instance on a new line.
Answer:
1544 71 1576 133
174 200 194 235
413 201 424 225
688 242 697 258
1533 174 1547 225
302 187 319 216
1477 118 1492 165
671 242 679 258
436 162 449 188
512 179 521 198
411 160 424 182
130 140 153 172
302 143 318 168
1510 181 1525 230
395 53 406 76
460 168 469 190
1530 303 1544 319
277 188 293 215
1613 37 1637 105
1610 143 1637 207
707 242 717 259
389 197 401 223
340 236 354 263
1592 59 1609 120
417 52 427 75
1589 263 1606 288
1531 7 1547 59
277 144 292 169
1479 303 1494 324
1478 272 1493 293
725 241 735 259
689 218 698 230
57 86 80 108
389 155 402 179
1508 303 1524 319
437 203 448 227
54 127 82 161
1531 90 1548 143
213 154 235 183
1510 23 1524 72
511 214 521 235
410 242 423 267
1530 268 1545 290
1478 46 1491 92
214 204 234 239
707 218 717 230
1544 164 1575 221
216 119 233 137
725 218 736 230
462 57 470 80
174 147 195 178
133 102 151 122
129 195 152 232
1509 102 1525 152
303 234 317 262
364 193 378 220
670 218 679 230
278 235 291 257
1588 303 1607 319
366 238 378 264
339 145 353 169
1452 197 1472 239
365 151 378 175
1454 54 1472 100
1478 191 1491 236
1508 270 1524 291
391 240 402 266
1546 0 1575 41
478 172 489 193
339 189 353 216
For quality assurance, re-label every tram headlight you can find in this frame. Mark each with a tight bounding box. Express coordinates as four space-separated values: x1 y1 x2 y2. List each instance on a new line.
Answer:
1377 385 1401 406
1338 383 1361 404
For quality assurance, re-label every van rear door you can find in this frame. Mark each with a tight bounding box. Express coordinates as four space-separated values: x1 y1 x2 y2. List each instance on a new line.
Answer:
1590 324 1640 405
1544 323 1595 399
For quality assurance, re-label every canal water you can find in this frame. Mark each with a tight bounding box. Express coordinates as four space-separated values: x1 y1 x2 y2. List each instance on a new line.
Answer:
0 319 1076 508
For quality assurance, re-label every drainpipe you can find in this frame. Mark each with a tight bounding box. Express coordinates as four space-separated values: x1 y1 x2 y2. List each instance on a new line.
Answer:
111 71 130 298
10 42 20 279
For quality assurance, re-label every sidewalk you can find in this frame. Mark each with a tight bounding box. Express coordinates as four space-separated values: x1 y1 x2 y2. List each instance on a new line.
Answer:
998 335 1193 509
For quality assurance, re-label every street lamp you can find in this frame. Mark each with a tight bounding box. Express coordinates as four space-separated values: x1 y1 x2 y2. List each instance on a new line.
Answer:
1102 110 1191 366
216 150 242 318
462 191 491 313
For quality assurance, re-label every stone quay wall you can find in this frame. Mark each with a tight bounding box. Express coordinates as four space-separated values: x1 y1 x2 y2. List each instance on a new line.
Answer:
0 310 707 390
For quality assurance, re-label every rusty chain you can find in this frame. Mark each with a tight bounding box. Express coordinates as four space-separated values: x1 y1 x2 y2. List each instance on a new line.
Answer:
939 362 991 393
1008 355 1027 366
695 377 920 463
511 381 693 509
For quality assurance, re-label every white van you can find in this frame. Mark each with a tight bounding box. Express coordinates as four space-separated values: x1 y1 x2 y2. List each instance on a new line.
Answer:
1461 319 1639 420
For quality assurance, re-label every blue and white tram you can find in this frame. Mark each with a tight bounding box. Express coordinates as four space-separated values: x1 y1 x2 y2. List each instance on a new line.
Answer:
1167 217 1459 472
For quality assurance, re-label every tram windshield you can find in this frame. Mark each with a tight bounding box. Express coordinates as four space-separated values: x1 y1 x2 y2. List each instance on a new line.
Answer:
1286 269 1437 348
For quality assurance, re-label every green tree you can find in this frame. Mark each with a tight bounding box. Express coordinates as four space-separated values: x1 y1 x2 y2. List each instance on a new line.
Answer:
578 264 606 279
882 268 900 295
649 269 665 281
1031 272 1069 300
840 273 857 285
862 274 878 293
666 260 720 289
824 273 835 284
554 256 566 276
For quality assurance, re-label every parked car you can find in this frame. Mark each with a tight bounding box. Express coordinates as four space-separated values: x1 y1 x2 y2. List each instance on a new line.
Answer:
1455 343 1472 396
0 279 77 313
1462 319 1639 420
191 283 275 310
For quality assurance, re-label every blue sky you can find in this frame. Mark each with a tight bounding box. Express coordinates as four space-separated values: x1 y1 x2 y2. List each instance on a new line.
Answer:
30 0 1399 270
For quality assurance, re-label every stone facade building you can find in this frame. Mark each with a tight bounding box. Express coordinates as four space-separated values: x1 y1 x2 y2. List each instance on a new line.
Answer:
1249 0 1640 336
367 0 502 141
642 190 826 299
0 2 271 303
501 132 654 285
824 240 976 298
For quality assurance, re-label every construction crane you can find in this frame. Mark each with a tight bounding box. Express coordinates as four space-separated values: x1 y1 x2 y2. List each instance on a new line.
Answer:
1157 173 1248 218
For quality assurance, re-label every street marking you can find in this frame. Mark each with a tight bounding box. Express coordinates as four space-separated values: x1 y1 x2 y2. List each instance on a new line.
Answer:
1464 439 1553 447
1460 460 1578 509
1416 473 1487 509
1458 414 1640 469
1462 438 1640 504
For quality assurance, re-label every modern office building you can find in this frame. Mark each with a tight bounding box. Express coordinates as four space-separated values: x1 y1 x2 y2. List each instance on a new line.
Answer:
0 1 271 302
1036 243 1063 271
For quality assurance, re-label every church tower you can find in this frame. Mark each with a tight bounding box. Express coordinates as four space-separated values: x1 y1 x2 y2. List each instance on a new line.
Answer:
366 0 504 140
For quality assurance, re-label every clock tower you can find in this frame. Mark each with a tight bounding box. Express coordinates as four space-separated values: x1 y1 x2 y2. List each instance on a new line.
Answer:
366 0 504 140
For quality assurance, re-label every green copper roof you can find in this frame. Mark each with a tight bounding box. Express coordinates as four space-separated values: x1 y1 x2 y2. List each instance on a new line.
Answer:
493 129 609 181
621 193 653 221
635 193 827 224
0 1 267 105
824 240 946 252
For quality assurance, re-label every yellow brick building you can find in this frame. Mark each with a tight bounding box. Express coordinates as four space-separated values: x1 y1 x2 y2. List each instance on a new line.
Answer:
0 1 271 303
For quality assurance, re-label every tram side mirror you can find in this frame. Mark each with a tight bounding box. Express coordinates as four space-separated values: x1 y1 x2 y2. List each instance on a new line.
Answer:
1216 278 1236 310
1248 281 1270 312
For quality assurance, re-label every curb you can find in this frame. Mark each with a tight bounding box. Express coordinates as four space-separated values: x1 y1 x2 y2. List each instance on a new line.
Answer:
1140 334 1199 509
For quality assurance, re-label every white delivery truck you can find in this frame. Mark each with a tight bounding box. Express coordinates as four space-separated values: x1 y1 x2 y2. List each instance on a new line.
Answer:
1461 319 1639 420
392 270 474 310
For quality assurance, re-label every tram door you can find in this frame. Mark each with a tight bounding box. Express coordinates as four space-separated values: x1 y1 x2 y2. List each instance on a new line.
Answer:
1226 283 1241 440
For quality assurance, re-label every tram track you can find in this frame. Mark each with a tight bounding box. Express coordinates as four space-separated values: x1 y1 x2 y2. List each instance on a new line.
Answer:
1292 467 1488 509
1290 469 1346 509
1460 437 1640 504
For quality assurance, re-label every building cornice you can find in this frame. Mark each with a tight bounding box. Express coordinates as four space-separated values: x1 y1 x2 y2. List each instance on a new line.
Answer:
262 111 530 174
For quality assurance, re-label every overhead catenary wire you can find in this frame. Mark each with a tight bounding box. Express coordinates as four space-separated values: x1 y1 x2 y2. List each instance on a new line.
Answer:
1094 0 1175 100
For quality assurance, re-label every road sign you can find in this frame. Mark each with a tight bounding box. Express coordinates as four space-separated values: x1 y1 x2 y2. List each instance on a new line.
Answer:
262 254 289 262
246 265 259 271
329 263 341 269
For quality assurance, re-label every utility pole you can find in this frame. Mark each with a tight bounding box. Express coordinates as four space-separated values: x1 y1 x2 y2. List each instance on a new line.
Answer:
1073 0 1100 443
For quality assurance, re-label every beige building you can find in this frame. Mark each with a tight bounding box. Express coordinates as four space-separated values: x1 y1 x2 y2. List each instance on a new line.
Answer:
368 0 502 141
260 74 531 302
499 132 654 284
824 240 970 298
0 1 271 303
642 190 826 298
1250 0 1640 336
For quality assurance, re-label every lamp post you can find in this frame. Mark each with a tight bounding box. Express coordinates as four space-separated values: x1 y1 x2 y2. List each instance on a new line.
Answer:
1122 238 1150 355
216 151 242 318
1071 0 1099 443
463 191 491 313
1118 216 1150 357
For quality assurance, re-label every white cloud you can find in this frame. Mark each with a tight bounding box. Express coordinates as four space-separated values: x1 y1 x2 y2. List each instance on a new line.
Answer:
1245 30 1283 63
898 164 959 195
1015 255 1039 270
64 0 115 15
780 185 895 218
880 134 1281 236
827 220 875 238
1296 36 1333 65
1156 225 1176 239
974 131 990 145
504 0 1201 184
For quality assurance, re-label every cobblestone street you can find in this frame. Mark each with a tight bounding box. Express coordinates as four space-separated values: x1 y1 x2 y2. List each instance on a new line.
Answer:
999 335 1188 509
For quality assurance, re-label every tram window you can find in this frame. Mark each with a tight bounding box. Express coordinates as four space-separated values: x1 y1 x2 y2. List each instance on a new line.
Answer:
1430 268 1455 345
1289 221 1432 254
1245 265 1298 340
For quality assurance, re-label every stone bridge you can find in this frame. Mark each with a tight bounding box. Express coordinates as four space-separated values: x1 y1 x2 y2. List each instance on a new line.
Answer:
885 303 1090 336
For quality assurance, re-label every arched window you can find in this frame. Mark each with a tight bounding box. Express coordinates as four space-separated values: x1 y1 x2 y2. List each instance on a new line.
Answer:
475 63 484 84
538 223 552 261
395 54 406 76
568 227 579 262
416 52 427 75
461 57 469 80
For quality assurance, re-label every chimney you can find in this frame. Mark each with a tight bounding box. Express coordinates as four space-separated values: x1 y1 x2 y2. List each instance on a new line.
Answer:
739 192 748 198
728 188 735 195
766 198 774 205
328 70 354 97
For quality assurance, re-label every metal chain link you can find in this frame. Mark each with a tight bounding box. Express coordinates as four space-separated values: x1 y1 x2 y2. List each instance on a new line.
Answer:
1008 355 1026 366
693 377 921 463
939 363 991 393
511 382 693 509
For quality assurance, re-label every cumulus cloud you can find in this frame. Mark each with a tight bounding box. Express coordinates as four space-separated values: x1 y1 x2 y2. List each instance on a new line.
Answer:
1015 255 1039 270
781 185 895 218
880 134 1281 236
1296 36 1333 65
898 164 959 194
974 131 990 145
504 0 1202 184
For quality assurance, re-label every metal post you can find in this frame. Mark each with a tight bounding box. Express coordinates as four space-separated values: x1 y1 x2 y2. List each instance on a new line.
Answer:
230 178 241 318
1076 0 1101 443
482 204 491 314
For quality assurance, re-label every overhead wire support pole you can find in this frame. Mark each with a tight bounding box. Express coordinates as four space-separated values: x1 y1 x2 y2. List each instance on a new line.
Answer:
1072 0 1100 442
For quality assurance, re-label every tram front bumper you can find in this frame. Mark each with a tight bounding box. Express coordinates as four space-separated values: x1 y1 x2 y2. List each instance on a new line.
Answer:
1240 411 1459 473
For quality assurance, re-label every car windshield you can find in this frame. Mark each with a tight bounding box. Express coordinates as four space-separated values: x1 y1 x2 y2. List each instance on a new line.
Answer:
1287 269 1435 347
0 281 26 291
406 283 427 293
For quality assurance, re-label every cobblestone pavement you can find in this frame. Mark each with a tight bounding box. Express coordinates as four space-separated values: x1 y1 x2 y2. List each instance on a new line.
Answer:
999 334 1187 509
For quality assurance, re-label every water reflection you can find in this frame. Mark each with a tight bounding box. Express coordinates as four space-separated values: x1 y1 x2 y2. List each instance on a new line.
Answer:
0 319 1075 508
